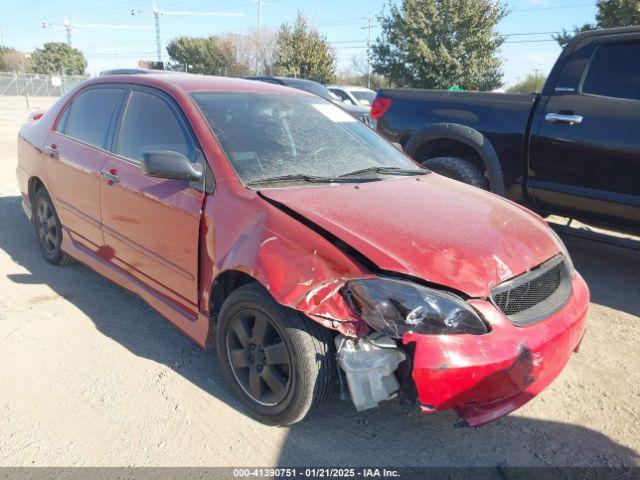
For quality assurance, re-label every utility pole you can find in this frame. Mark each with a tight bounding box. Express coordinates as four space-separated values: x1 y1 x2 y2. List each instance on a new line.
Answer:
153 3 161 63
21 53 30 110
533 68 541 92
253 0 269 75
362 16 374 89
132 4 243 67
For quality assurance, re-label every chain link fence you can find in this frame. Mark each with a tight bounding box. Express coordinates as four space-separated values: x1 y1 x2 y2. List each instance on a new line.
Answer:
0 72 87 97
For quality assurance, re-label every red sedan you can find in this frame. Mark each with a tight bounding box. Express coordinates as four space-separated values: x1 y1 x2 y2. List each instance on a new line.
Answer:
16 74 589 426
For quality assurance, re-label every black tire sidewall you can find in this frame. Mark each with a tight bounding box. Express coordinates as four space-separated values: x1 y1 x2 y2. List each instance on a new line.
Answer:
33 189 65 265
216 285 312 425
423 156 489 190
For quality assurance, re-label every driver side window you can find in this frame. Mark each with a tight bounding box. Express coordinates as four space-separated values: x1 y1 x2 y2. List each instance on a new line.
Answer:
117 89 195 163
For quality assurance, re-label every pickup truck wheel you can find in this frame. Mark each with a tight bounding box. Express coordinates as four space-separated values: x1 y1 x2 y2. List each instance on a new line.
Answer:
217 283 336 426
422 156 489 190
32 188 75 266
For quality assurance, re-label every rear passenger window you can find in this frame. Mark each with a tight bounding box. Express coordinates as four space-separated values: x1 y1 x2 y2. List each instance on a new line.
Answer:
58 88 123 148
582 42 640 100
117 90 194 163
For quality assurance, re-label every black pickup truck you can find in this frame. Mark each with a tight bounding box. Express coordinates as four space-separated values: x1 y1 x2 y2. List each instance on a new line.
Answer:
373 26 640 232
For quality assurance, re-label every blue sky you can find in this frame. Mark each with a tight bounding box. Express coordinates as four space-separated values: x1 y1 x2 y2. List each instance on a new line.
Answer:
3 0 597 86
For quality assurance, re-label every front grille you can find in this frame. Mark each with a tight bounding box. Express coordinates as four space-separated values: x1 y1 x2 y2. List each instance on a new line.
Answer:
491 256 572 326
494 264 561 315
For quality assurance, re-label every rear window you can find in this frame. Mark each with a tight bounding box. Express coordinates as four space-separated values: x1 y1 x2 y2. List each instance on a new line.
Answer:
582 42 640 101
58 87 122 148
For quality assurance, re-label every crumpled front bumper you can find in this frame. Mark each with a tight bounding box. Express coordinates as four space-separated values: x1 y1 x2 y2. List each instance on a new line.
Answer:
403 272 589 427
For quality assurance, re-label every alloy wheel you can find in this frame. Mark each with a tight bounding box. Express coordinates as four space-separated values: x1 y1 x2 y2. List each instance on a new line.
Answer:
226 310 292 406
36 199 58 256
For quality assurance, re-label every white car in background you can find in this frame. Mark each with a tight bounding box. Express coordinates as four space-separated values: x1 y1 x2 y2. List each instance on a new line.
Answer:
328 85 377 107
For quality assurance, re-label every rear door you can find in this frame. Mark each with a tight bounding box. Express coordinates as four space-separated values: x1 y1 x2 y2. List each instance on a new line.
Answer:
529 35 640 228
46 85 126 252
99 85 205 312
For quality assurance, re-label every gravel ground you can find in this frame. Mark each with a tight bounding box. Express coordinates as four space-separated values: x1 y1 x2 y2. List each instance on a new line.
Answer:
0 96 638 467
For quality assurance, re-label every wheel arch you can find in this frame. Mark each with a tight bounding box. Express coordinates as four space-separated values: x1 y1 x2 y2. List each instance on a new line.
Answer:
206 269 258 348
404 123 506 196
28 176 46 206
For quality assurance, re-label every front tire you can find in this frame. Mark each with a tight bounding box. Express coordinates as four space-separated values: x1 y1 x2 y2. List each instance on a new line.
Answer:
217 283 336 426
422 156 489 190
32 188 75 266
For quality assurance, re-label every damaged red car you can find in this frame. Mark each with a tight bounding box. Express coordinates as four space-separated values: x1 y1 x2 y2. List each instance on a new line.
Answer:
16 74 589 427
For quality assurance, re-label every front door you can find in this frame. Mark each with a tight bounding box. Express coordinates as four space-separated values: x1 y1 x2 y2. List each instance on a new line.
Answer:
529 37 640 229
99 86 205 312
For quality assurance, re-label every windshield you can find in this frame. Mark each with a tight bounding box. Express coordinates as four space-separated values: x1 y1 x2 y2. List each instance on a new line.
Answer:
351 90 376 106
192 92 421 186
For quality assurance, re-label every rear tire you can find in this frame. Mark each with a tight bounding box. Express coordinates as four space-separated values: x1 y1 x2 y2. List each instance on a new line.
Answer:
216 283 336 426
422 156 489 190
32 188 75 266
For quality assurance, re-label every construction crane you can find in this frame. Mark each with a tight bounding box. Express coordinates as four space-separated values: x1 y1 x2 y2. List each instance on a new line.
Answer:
42 17 151 47
131 3 244 64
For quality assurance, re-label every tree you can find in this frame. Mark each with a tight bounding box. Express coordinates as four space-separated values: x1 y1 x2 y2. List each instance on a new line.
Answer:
554 1 640 48
166 35 250 76
273 12 337 83
231 28 278 75
335 55 388 89
0 46 31 72
167 36 212 73
507 73 547 94
596 0 640 28
372 0 507 90
31 42 86 75
553 23 596 49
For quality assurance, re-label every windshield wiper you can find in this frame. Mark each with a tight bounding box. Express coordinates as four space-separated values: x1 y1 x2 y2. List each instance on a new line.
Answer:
247 168 423 187
338 166 427 178
246 174 353 187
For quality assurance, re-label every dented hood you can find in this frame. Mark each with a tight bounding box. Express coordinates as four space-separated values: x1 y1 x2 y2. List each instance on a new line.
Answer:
260 174 562 298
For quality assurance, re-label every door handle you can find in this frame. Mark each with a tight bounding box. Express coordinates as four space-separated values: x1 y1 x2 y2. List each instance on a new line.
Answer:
545 113 584 125
101 170 120 184
43 144 59 157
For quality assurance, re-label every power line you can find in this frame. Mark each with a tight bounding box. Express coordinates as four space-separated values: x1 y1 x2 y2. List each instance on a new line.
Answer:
512 2 595 12
41 16 151 47
504 39 559 44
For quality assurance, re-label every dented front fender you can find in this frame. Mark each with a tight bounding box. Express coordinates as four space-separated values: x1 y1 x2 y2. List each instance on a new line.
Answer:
198 185 371 341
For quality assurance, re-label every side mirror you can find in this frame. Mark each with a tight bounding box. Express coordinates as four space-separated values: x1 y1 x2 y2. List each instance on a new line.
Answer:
140 150 203 182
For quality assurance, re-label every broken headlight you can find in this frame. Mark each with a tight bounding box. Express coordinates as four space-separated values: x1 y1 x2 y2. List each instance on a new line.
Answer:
343 278 488 338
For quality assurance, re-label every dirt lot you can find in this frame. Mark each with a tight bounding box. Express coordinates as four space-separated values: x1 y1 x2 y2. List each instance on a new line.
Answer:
0 95 639 467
